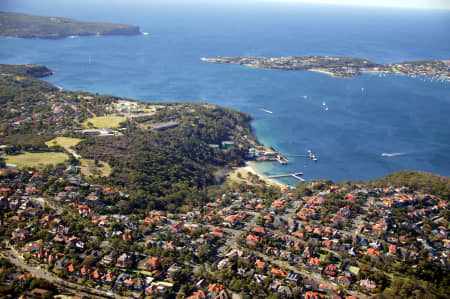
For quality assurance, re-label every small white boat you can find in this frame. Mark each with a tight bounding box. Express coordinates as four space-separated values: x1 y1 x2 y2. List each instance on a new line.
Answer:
143 32 149 36
322 101 326 106
262 109 273 114
381 152 406 157
325 107 329 111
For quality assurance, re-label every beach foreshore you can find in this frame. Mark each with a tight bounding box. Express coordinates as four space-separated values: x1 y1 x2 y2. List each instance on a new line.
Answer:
228 161 291 189
308 68 336 77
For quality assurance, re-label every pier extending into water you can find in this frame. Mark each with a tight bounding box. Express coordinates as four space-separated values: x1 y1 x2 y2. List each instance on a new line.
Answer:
284 150 318 162
268 172 305 182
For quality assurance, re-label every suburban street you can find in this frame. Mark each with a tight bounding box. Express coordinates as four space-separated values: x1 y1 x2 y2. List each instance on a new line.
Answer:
2 242 124 299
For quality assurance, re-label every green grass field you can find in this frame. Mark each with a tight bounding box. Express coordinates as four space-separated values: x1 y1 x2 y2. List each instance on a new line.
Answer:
5 152 69 168
45 137 82 149
80 158 112 177
82 115 127 129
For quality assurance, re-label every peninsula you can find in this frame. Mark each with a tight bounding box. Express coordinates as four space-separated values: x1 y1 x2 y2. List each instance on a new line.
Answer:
0 11 140 39
0 64 52 77
202 56 450 80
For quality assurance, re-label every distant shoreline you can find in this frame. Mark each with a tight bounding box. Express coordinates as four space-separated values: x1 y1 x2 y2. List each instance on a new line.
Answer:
202 56 450 80
308 68 336 77
0 11 141 39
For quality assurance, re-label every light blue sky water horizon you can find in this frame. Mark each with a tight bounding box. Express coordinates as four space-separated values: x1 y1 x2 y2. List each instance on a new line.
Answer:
2 0 449 11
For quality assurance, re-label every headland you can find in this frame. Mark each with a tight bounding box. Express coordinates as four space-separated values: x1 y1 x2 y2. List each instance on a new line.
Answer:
0 11 141 39
202 56 450 80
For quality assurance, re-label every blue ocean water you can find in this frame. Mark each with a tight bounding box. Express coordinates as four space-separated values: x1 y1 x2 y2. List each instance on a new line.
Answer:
1 0 449 184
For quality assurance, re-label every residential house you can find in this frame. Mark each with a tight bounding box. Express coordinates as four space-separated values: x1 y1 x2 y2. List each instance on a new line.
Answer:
116 253 134 268
12 228 30 241
138 257 160 271
286 272 301 284
277 286 292 297
324 264 337 277
100 253 115 266
252 274 267 285
271 268 288 277
170 222 185 233
207 284 225 296
22 241 43 253
359 279 376 291
309 257 321 270
255 259 268 270
337 276 351 286
304 291 325 299
246 234 261 246
187 291 207 299
79 265 93 277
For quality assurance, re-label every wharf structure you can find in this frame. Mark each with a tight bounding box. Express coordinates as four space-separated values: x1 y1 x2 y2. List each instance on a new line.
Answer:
248 148 288 165
268 172 305 182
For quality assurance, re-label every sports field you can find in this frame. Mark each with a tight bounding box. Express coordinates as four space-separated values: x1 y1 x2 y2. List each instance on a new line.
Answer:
5 152 69 168
80 158 112 177
45 137 82 149
82 115 126 129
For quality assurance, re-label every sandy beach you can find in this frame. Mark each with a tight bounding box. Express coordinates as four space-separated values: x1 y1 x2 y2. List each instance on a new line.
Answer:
228 161 291 189
308 68 336 77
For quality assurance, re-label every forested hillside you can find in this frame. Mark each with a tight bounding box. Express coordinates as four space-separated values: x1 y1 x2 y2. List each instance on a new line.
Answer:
0 64 256 213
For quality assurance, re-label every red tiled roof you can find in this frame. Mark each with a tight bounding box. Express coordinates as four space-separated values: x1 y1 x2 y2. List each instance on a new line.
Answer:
271 268 288 277
309 258 321 266
305 292 325 299
208 284 224 293
255 259 266 268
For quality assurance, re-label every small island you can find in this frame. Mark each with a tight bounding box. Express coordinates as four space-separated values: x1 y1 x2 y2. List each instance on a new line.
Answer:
0 11 140 39
202 56 450 80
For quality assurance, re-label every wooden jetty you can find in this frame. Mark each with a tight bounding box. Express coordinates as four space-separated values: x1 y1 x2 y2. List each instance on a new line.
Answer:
268 172 305 182
284 150 318 162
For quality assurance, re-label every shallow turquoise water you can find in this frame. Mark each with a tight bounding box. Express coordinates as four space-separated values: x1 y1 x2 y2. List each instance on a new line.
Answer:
1 1 449 184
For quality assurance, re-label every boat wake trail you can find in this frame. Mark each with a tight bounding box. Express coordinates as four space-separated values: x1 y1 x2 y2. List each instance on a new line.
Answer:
381 152 407 157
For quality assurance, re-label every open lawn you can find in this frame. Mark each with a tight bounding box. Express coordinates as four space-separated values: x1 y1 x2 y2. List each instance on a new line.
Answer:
45 137 82 149
80 158 112 177
5 152 69 168
82 115 127 129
